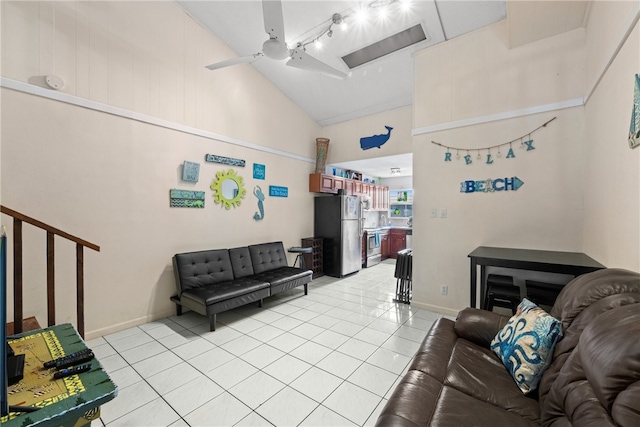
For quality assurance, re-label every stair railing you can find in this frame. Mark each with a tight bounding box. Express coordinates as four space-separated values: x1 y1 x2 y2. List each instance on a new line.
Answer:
1 206 100 338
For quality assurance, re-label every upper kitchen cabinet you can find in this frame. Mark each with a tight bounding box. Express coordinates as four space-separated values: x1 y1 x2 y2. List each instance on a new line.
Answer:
373 185 389 211
389 189 413 203
309 173 388 210
353 180 363 195
389 189 413 218
309 173 345 194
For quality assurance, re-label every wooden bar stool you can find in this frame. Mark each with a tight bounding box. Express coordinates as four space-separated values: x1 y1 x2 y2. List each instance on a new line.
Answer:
288 247 312 269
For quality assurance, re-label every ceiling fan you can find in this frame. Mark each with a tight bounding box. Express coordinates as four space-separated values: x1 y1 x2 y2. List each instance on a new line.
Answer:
205 0 348 79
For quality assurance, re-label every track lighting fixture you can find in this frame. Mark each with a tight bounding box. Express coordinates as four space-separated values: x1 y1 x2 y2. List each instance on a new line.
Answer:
296 0 413 52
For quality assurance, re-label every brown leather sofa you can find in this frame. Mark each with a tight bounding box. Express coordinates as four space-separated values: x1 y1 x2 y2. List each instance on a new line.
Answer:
376 268 640 426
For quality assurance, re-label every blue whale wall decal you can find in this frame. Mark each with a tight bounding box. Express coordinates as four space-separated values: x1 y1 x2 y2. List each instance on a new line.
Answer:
360 126 393 150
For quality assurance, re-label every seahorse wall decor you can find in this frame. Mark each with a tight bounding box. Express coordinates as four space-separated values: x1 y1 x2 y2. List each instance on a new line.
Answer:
253 185 265 220
360 126 393 150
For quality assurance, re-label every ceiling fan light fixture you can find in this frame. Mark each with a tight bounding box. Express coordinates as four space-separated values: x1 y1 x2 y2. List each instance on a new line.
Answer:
262 38 289 60
207 0 351 78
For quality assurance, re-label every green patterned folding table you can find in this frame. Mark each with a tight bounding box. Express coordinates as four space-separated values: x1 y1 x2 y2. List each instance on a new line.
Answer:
2 323 118 426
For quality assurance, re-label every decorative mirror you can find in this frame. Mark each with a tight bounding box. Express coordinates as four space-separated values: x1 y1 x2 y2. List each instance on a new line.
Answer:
210 169 247 209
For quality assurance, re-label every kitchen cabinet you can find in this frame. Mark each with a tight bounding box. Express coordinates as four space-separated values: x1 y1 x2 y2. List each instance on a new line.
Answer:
354 180 363 195
381 231 390 259
371 185 389 211
389 188 412 218
345 179 355 196
309 173 345 194
389 229 407 259
390 204 413 218
309 174 388 208
361 182 373 199
380 186 389 210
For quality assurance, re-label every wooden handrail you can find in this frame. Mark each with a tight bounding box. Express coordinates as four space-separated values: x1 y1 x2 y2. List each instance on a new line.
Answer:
1 206 100 251
1 205 100 338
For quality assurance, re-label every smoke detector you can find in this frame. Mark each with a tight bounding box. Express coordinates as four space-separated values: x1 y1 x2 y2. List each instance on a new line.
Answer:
45 75 64 90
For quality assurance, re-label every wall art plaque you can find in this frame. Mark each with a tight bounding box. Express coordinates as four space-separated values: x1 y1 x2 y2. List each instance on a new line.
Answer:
182 161 200 182
170 189 205 208
269 186 288 197
460 177 524 193
205 154 246 167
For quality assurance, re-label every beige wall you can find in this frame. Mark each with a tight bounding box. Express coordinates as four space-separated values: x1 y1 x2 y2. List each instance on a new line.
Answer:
411 22 588 314
582 2 640 271
321 105 413 164
1 1 321 338
414 22 585 129
411 2 640 315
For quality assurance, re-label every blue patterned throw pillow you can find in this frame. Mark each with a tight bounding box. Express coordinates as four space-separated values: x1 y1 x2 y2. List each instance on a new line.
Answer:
490 298 563 394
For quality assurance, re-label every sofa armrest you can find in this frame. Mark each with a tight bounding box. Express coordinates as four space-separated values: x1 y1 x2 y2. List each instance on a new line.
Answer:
454 308 510 348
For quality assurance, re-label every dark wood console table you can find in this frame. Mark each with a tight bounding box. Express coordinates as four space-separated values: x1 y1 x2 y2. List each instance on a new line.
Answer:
468 246 605 309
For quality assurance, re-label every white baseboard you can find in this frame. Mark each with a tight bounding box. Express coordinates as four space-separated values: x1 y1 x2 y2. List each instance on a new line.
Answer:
85 308 176 341
410 300 461 318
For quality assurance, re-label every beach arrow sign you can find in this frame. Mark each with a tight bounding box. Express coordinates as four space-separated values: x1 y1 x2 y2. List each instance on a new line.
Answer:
460 176 524 193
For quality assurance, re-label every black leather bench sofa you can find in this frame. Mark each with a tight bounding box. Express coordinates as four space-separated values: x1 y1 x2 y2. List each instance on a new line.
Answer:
171 241 312 331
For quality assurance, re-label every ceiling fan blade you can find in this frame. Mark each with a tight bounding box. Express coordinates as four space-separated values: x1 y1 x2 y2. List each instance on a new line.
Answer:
262 0 286 42
287 48 348 79
205 54 263 71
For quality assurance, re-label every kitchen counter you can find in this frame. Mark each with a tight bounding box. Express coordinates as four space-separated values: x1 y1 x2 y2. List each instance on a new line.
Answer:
364 226 412 232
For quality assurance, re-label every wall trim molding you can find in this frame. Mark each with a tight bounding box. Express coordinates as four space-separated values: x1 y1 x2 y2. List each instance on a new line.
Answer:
411 98 584 136
412 6 639 138
0 77 315 164
584 7 640 104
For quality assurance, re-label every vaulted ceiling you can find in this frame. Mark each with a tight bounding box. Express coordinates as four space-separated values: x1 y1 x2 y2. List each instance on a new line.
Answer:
178 0 509 127
177 0 588 177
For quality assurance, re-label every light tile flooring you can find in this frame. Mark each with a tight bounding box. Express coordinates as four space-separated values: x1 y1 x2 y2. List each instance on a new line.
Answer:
89 260 448 426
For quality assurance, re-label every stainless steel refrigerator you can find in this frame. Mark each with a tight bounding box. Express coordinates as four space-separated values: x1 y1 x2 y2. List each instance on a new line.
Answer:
314 195 364 278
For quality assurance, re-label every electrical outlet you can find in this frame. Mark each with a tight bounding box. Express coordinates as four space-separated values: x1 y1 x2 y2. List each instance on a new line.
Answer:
440 285 448 295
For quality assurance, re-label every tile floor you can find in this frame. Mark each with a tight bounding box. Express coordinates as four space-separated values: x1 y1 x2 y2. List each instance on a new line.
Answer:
89 260 449 426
